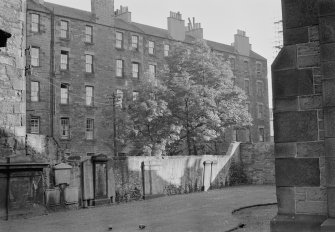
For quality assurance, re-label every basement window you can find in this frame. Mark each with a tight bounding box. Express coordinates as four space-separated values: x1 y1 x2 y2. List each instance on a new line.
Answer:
30 117 40 134
0 29 11 48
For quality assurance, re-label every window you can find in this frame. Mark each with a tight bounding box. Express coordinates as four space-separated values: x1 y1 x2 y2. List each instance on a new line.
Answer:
132 35 139 50
256 62 262 73
30 117 39 134
256 81 264 97
60 20 69 39
60 51 69 70
244 79 250 95
60 83 69 104
132 62 139 79
116 32 123 48
246 102 250 113
31 47 39 66
116 59 123 77
229 57 235 70
132 91 139 101
164 44 170 57
86 86 94 106
60 118 70 139
232 129 238 142
87 153 95 156
244 60 249 72
85 25 93 43
31 81 39 102
149 64 156 78
257 103 264 119
86 118 94 140
259 127 265 142
246 128 251 142
86 54 93 73
31 14 40 32
116 89 123 107
148 41 155 54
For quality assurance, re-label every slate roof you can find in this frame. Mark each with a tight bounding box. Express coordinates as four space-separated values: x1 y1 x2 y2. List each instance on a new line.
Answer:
28 0 266 61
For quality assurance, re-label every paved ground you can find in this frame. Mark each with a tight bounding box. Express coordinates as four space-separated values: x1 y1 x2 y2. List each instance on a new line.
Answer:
234 204 277 232
0 185 276 232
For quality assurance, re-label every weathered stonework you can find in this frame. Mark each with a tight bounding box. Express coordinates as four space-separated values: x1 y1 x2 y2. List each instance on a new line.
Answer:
0 0 26 159
272 0 335 231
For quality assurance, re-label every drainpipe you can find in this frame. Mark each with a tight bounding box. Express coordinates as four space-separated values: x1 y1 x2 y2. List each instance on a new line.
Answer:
49 9 55 137
6 157 10 221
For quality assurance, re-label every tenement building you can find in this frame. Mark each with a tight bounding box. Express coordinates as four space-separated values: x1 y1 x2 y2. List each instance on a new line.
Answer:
26 0 270 158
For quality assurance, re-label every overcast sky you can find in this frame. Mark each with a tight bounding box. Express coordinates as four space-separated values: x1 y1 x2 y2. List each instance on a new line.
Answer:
45 0 282 107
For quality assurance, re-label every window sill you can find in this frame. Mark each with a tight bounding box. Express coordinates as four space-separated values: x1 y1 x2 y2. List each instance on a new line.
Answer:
116 47 124 51
60 138 71 141
85 139 96 142
84 42 94 45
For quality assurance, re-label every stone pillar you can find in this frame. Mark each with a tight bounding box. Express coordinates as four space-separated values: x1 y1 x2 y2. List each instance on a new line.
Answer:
271 0 328 231
320 1 335 230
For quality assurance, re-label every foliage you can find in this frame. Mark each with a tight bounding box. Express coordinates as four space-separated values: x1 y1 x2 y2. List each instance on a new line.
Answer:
228 161 248 186
121 39 252 156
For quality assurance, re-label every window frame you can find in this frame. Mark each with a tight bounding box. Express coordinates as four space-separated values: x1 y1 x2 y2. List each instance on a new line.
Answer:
148 41 155 55
256 81 264 97
164 44 170 57
60 117 70 139
30 117 40 134
60 50 69 70
257 103 264 119
31 81 40 102
85 54 93 73
60 20 69 39
132 62 139 79
149 64 156 78
116 31 123 49
259 127 265 142
31 13 40 32
31 47 40 67
244 60 249 72
131 35 139 50
86 118 94 140
85 86 94 106
116 59 124 77
85 25 93 43
132 91 139 101
244 79 250 95
60 83 69 104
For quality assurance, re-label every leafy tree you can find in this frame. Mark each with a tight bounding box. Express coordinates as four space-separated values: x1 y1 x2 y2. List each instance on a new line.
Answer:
124 39 252 156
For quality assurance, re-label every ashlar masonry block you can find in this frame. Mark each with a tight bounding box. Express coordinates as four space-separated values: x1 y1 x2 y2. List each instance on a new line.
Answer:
274 111 318 143
282 0 319 29
272 69 313 98
275 158 320 187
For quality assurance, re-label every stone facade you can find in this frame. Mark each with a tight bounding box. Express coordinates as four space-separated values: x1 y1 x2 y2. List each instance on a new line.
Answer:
0 0 27 159
26 0 270 158
271 0 335 231
240 142 275 185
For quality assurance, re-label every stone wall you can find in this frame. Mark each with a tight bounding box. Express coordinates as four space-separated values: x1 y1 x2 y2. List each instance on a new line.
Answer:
271 0 335 231
0 0 26 159
240 142 275 185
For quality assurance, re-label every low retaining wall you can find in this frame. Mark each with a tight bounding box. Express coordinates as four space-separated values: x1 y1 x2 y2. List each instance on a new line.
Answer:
111 142 241 201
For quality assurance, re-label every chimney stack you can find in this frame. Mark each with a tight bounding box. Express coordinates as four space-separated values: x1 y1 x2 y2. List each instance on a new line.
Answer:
185 17 203 39
91 0 114 26
167 11 185 41
115 5 131 23
233 29 251 56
